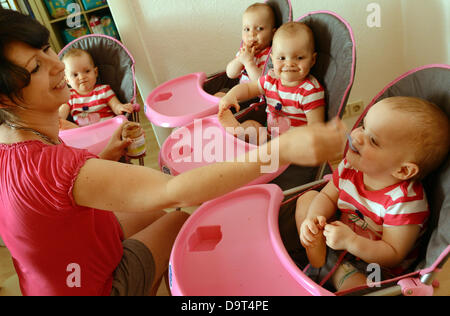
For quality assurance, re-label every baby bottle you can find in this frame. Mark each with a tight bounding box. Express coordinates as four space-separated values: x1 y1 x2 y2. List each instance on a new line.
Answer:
122 122 146 158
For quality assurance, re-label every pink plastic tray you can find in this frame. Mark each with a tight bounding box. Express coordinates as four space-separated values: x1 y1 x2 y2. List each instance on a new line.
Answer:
159 115 288 185
59 115 127 155
169 184 333 296
145 72 220 128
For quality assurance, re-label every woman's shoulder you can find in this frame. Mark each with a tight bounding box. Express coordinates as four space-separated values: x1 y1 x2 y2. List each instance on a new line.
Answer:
1 141 97 169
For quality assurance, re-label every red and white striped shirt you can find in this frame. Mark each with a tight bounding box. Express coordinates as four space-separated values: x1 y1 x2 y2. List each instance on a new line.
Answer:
332 159 429 241
259 70 325 128
238 46 271 83
69 84 116 126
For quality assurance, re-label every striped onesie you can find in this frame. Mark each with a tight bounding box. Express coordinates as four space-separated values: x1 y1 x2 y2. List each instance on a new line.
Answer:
69 84 116 126
258 70 325 132
333 159 429 241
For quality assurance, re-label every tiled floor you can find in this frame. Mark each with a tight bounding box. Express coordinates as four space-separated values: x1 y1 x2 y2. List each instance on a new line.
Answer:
0 108 449 296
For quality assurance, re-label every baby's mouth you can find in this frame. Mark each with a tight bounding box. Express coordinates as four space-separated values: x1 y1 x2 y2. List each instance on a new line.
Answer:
282 68 299 73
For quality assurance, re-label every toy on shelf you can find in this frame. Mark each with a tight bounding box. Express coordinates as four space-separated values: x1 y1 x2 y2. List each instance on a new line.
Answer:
44 0 76 19
61 17 91 45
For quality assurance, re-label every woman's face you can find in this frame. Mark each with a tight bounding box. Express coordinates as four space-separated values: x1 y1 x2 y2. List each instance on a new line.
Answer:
3 41 69 112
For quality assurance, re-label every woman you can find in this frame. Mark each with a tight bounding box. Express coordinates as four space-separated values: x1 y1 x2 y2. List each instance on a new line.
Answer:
0 9 346 296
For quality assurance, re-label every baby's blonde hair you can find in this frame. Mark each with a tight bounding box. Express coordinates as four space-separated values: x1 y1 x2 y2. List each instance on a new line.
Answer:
244 2 276 28
274 21 316 52
62 48 95 66
384 96 449 179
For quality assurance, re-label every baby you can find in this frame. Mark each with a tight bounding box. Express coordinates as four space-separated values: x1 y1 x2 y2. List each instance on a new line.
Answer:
295 96 450 292
218 22 325 144
58 48 133 128
225 2 277 84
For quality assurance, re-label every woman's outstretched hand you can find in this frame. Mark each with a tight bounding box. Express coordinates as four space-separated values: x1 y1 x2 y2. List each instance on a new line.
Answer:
99 122 133 161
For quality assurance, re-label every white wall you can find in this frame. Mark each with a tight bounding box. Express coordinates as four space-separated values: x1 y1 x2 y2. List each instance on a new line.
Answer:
108 0 448 144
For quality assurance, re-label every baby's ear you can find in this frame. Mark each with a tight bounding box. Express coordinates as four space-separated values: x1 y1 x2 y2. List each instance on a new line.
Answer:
94 67 99 77
392 162 419 180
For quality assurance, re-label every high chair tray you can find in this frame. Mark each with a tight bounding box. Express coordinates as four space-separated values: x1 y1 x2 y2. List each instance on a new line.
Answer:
158 115 288 185
169 184 333 296
145 72 220 128
59 115 127 155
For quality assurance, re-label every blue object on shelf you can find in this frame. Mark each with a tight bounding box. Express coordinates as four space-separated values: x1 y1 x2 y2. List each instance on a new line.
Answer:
44 0 76 19
61 18 91 44
80 0 107 10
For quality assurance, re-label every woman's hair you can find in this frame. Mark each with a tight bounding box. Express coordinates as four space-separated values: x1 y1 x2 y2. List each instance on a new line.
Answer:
0 9 50 123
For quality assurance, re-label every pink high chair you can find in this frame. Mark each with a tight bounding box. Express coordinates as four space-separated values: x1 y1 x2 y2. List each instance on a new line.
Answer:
169 184 332 296
169 64 450 296
144 0 293 128
158 115 288 184
58 35 144 164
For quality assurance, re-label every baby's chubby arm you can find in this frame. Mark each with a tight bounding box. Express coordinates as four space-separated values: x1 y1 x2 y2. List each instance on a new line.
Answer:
324 221 421 268
58 103 70 119
300 181 339 247
108 96 134 116
218 80 263 116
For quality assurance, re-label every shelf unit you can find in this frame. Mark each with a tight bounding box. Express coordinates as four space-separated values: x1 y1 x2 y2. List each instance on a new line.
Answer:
28 0 118 52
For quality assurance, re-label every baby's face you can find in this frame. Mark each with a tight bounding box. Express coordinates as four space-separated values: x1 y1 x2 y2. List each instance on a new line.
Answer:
346 100 416 180
241 8 275 54
271 31 316 87
64 53 98 95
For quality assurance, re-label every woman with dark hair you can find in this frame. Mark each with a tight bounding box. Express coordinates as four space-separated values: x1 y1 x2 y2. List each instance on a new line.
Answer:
0 8 346 296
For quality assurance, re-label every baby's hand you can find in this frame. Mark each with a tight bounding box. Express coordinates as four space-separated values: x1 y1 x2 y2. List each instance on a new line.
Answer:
323 221 356 251
113 103 134 115
300 216 326 248
237 44 256 66
218 95 240 117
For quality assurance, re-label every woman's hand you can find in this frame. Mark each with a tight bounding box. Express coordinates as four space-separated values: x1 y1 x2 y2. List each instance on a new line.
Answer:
279 117 347 166
98 122 133 161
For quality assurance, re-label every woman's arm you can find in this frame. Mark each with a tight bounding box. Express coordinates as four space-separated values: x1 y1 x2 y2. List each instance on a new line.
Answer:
73 119 346 213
